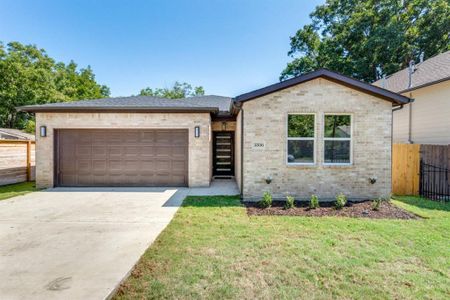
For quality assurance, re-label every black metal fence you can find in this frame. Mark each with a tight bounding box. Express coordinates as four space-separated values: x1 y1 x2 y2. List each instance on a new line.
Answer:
419 160 450 201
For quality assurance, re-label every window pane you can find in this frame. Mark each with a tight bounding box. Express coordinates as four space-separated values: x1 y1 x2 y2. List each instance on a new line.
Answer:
324 140 350 164
324 115 351 138
288 115 315 137
288 140 314 163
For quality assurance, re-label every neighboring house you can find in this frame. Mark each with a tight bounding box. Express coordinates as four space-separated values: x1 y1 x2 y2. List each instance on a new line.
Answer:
19 69 410 201
0 128 35 141
374 51 450 145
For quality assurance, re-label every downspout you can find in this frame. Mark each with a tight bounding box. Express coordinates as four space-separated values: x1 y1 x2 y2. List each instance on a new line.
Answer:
408 92 413 144
240 107 244 200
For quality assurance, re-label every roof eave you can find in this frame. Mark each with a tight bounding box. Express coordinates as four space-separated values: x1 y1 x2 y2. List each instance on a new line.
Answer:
16 106 219 113
234 69 411 106
397 76 450 94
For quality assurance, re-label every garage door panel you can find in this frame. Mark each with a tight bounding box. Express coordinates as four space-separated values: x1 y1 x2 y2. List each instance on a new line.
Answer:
172 147 187 157
76 146 92 157
92 160 107 173
78 175 94 185
61 175 77 186
57 129 188 186
140 160 155 172
155 146 174 156
77 160 92 174
124 132 140 143
141 131 156 143
92 146 107 157
109 147 122 157
125 146 139 157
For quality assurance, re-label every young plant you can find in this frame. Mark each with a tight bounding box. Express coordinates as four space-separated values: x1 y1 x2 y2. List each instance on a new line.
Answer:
259 191 272 208
335 193 347 210
372 197 383 211
310 194 319 209
284 195 295 209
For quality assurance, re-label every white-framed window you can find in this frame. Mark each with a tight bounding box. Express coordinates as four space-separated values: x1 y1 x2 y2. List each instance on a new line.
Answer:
323 114 352 165
287 113 315 165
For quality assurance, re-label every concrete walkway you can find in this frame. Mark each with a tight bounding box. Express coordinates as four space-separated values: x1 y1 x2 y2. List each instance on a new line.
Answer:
0 180 239 300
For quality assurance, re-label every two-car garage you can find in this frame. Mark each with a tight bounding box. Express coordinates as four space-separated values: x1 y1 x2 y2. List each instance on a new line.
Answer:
55 129 188 187
19 95 224 189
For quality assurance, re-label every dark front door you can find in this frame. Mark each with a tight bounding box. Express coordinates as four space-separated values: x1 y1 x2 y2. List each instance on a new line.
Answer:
213 131 234 176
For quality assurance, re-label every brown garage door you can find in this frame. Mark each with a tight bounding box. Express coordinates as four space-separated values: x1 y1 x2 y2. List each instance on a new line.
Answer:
55 129 188 187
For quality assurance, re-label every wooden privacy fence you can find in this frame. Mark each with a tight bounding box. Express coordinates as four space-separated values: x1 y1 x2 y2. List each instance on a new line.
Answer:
392 144 420 195
392 143 450 196
0 140 35 186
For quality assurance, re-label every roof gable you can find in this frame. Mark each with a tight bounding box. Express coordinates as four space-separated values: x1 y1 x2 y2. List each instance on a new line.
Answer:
234 69 411 105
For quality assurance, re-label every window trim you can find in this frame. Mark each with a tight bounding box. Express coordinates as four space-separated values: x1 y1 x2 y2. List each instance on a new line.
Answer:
323 113 353 166
286 113 316 166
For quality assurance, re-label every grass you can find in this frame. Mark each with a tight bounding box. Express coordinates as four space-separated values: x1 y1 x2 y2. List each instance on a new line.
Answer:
115 196 450 299
0 182 38 201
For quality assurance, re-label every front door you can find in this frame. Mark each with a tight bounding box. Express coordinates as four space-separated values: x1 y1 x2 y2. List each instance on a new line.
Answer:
213 132 234 176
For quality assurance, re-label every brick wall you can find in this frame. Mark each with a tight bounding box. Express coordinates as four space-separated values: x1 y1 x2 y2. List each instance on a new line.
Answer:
35 112 211 188
241 78 392 201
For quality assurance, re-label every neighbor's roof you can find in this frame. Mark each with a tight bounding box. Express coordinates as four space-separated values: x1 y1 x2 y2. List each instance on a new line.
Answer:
0 128 35 141
18 95 233 114
235 69 411 105
373 51 450 93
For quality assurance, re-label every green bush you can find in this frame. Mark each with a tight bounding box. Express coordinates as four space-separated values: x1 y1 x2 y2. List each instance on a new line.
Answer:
335 193 347 210
284 195 295 209
259 191 272 208
24 119 35 134
372 197 383 211
310 194 319 209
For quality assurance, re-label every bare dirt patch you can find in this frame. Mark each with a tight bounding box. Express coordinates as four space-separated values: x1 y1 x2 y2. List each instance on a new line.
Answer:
246 201 420 219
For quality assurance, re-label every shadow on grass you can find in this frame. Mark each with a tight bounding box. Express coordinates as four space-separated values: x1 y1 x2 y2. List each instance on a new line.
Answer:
392 196 450 212
0 182 39 200
182 195 242 207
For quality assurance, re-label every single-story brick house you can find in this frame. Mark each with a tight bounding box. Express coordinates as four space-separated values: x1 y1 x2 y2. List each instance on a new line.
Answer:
19 69 411 201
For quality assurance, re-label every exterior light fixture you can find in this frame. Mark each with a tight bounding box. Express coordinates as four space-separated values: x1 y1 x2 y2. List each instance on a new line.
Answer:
194 126 200 138
40 126 47 137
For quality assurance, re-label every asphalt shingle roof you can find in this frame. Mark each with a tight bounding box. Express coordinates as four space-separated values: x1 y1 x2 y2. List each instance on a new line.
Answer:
373 51 450 93
18 95 233 113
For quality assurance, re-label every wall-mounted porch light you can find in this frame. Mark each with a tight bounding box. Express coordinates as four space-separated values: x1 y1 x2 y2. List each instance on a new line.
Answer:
194 126 200 138
40 126 47 137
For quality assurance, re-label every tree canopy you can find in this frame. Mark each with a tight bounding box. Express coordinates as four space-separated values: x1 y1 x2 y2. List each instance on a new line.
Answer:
0 41 110 129
139 81 205 99
281 0 450 82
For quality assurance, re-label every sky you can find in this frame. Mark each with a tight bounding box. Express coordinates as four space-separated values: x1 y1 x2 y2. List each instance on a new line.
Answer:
0 0 324 97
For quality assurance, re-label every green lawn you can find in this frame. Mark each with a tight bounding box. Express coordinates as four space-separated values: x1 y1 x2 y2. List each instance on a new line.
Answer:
115 196 450 299
0 182 38 201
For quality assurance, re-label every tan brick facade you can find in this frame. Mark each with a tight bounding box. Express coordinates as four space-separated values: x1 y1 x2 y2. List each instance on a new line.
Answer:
35 112 211 188
241 78 392 201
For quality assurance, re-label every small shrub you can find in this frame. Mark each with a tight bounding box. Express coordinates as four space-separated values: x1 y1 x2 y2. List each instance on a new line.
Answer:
24 119 35 134
372 197 383 211
310 194 319 209
259 191 272 208
284 195 295 209
335 193 347 210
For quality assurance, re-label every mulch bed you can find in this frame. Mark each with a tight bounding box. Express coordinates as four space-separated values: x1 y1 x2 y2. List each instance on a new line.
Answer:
246 201 420 219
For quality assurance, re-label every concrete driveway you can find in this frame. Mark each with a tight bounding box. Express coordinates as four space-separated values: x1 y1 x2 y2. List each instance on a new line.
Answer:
0 187 188 300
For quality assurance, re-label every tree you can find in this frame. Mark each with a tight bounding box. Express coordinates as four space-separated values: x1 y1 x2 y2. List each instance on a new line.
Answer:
0 41 110 129
139 81 205 99
281 0 450 82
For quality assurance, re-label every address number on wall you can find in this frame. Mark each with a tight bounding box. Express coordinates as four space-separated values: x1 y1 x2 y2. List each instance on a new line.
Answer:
252 142 265 150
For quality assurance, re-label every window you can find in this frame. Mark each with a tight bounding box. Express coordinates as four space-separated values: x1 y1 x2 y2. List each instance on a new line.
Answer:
287 114 315 164
324 114 351 164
